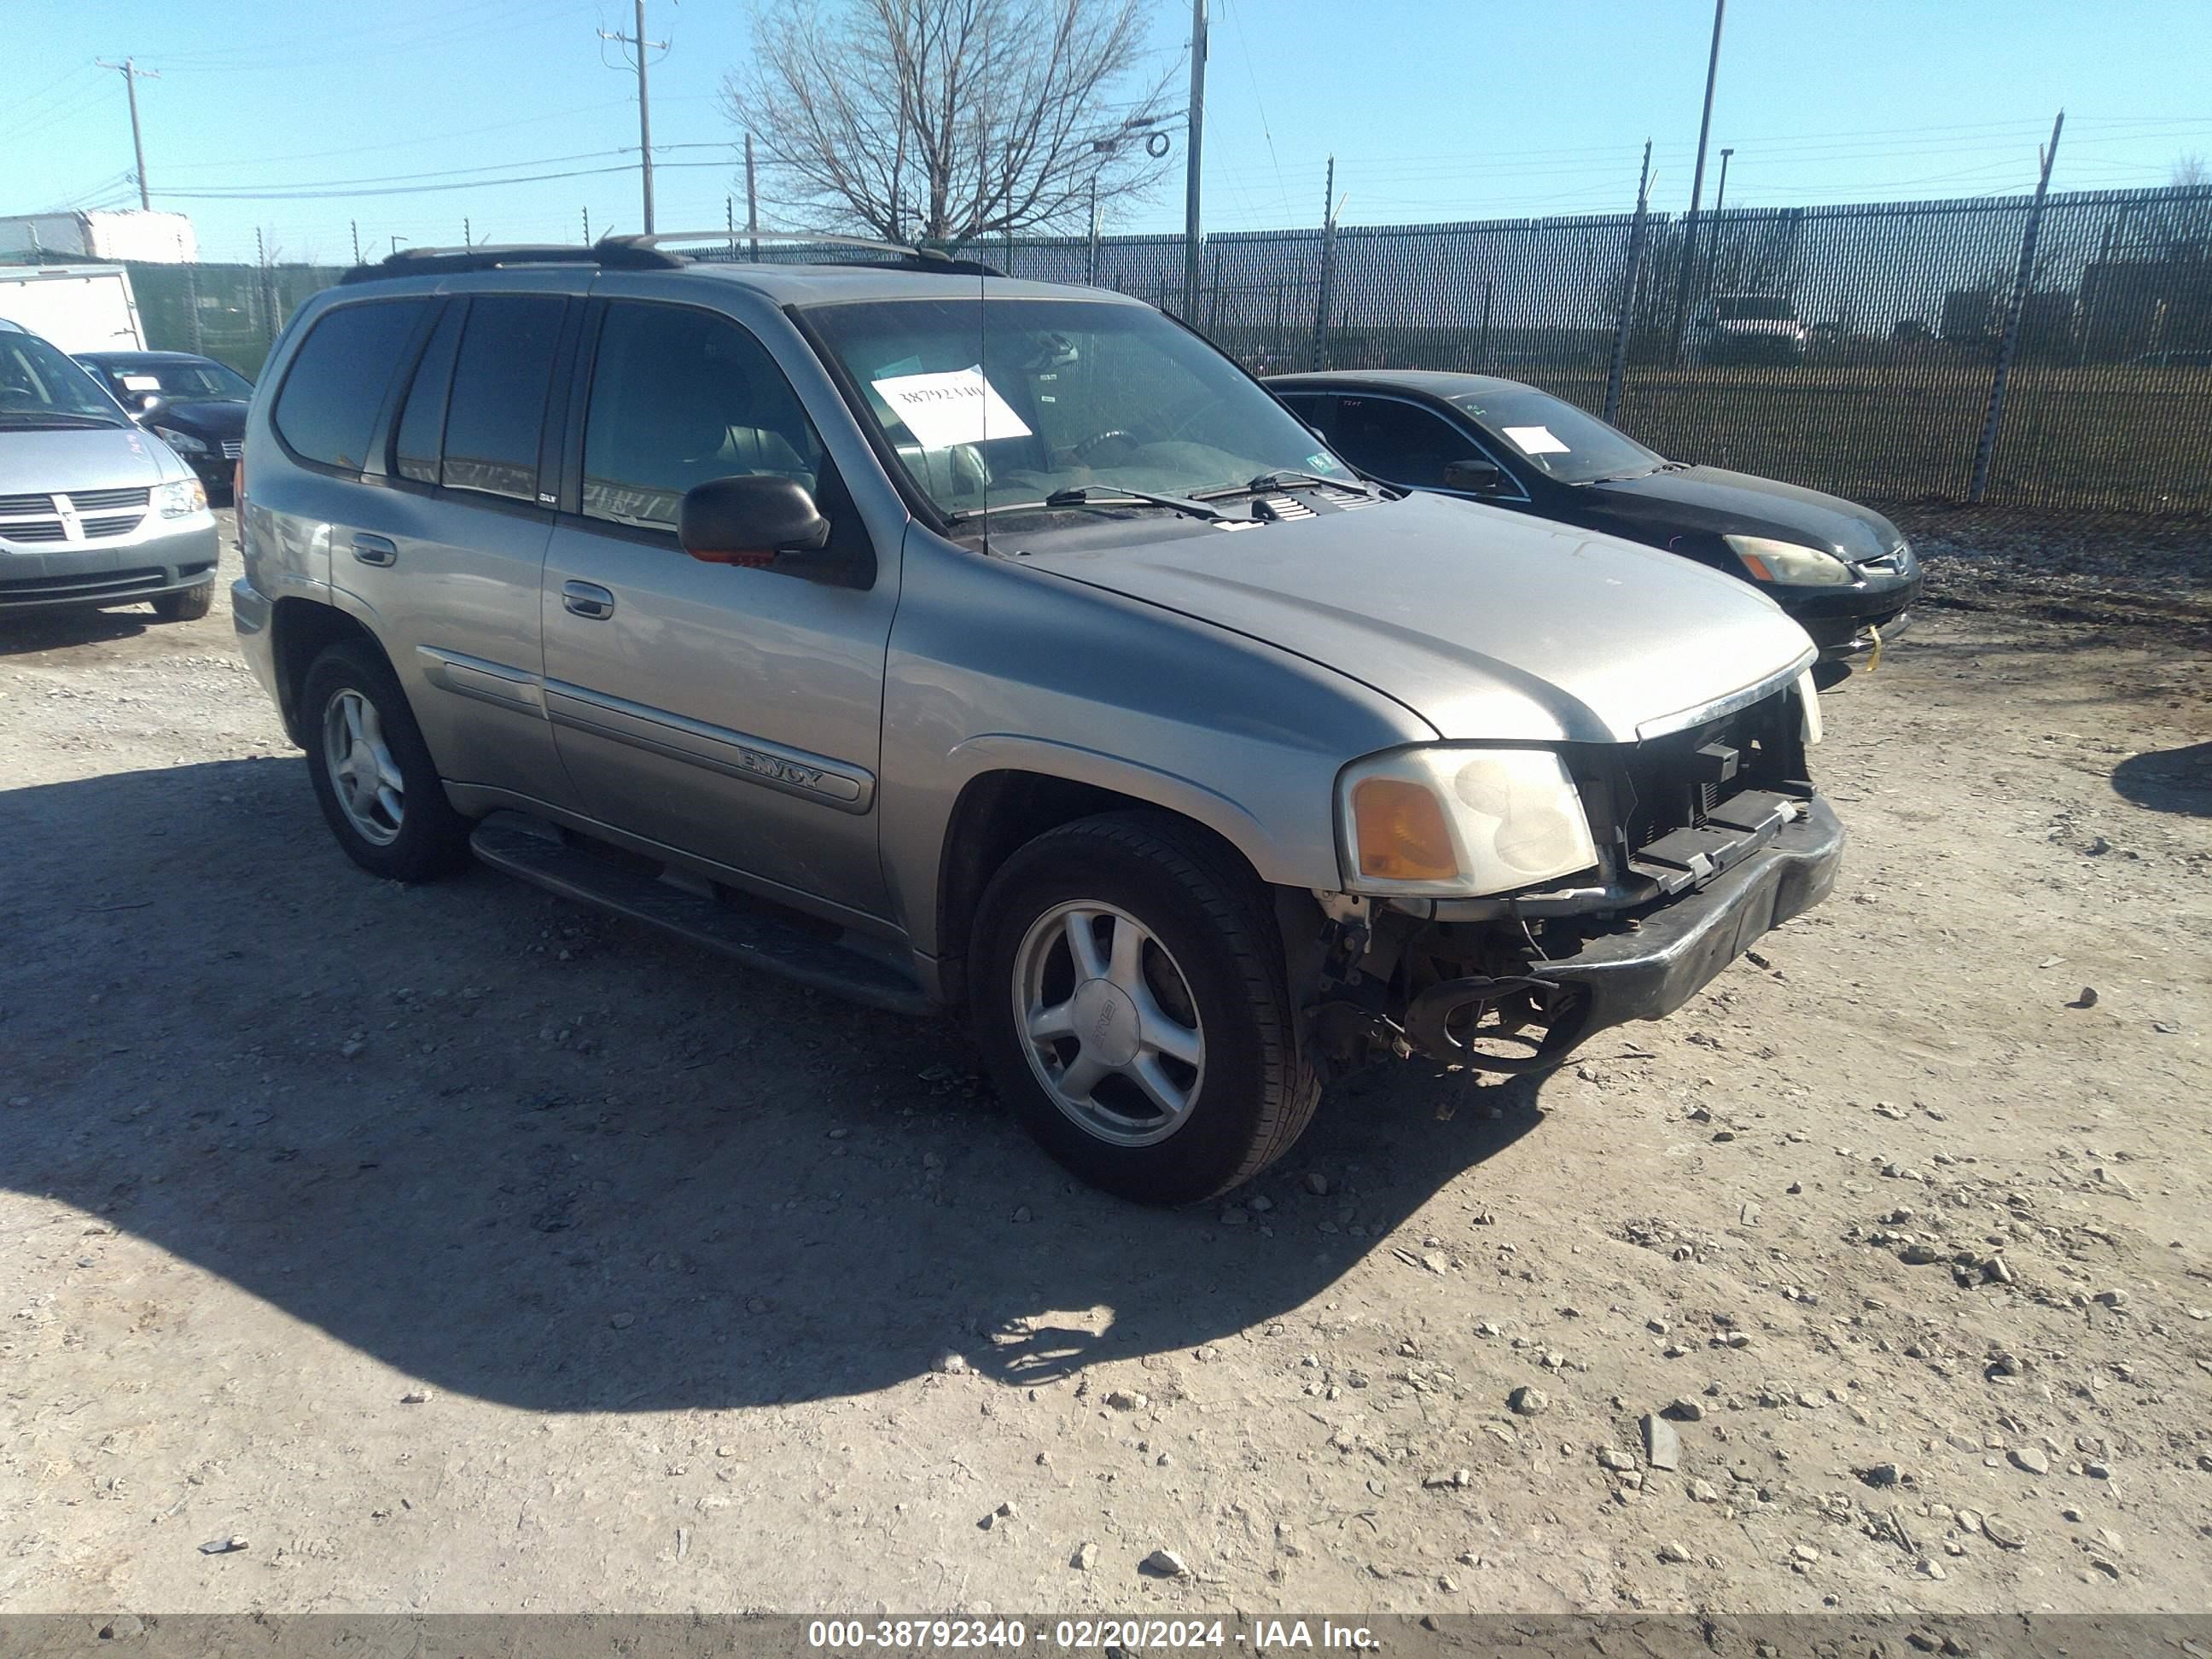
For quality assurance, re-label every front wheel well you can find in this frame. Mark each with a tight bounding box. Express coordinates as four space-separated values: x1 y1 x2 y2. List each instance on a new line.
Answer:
934 770 1270 1006
270 598 386 748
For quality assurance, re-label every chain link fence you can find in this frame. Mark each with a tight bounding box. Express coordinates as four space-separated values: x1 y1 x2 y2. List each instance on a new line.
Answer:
12 183 2206 515
1004 185 2212 517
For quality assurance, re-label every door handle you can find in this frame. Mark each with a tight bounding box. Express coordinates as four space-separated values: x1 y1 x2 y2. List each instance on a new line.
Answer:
562 580 616 620
352 533 398 567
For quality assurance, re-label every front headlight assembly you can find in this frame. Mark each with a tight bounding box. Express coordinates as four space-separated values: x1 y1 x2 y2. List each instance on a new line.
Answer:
1725 534 1854 586
160 428 209 455
1337 747 1598 899
156 477 208 518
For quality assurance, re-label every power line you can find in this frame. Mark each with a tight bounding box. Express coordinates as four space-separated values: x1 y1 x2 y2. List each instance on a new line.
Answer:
156 101 637 173
156 156 744 204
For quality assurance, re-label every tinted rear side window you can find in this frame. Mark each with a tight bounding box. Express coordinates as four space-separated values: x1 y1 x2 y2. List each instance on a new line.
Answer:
271 300 428 472
440 295 565 501
393 301 465 486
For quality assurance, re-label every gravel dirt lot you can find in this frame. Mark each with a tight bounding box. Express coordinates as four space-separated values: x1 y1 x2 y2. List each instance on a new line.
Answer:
2 510 2209 1616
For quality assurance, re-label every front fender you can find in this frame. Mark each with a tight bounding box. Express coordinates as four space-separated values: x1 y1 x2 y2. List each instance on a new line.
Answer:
877 528 1434 958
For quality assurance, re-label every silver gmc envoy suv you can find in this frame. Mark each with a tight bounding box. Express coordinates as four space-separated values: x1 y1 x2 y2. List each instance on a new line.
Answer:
234 238 1842 1204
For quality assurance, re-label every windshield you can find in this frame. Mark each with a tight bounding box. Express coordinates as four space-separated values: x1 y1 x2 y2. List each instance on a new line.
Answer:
801 296 1355 519
0 334 130 427
1451 386 1664 485
1714 295 1796 322
104 359 253 402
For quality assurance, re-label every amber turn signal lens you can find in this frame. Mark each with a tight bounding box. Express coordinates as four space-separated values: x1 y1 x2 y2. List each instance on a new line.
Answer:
1351 777 1458 882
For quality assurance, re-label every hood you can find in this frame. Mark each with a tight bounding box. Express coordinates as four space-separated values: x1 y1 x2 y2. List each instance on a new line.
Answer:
1582 464 1905 563
147 399 247 441
1016 491 1815 745
0 423 187 495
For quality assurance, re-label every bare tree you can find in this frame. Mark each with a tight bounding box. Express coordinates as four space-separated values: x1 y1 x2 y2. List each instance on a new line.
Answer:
724 0 1175 246
2173 152 2209 189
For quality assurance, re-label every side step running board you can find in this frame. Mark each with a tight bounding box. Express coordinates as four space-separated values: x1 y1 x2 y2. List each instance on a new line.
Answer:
469 818 934 1019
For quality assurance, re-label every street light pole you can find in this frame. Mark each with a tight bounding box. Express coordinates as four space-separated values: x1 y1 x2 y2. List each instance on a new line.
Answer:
1181 0 1208 320
1668 0 1727 364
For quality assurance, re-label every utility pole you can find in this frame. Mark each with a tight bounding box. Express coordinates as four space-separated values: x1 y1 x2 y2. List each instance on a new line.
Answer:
1087 175 1100 287
1311 154 1338 371
1181 0 1208 320
1970 111 2065 504
1668 0 1727 364
96 58 160 209
463 217 472 248
745 133 760 259
600 0 666 233
583 205 591 244
350 220 361 264
1707 146 1733 297
1605 139 1656 423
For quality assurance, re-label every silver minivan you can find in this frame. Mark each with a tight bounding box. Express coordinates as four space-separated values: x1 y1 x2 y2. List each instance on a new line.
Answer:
236 238 1841 1204
0 317 219 620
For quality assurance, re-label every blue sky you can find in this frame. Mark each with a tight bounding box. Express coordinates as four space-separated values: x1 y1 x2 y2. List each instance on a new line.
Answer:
10 0 2211 265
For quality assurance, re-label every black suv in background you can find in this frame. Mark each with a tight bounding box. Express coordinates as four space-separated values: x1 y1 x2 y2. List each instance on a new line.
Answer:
77 350 253 502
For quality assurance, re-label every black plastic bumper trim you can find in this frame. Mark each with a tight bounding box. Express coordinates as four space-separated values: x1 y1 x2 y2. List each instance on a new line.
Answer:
1527 795 1844 1031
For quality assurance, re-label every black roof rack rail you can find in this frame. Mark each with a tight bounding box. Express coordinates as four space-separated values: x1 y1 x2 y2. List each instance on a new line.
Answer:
338 240 687 285
337 231 1009 287
622 229 1003 277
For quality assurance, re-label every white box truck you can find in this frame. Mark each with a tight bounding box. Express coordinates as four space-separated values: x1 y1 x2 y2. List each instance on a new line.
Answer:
0 210 197 264
0 264 147 352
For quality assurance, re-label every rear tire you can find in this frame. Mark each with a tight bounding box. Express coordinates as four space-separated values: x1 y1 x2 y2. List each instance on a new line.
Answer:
152 581 213 622
969 812 1321 1205
301 637 471 882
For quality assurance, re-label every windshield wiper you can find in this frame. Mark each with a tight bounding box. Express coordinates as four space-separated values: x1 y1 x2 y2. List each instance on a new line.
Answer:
1043 486 1232 521
1210 469 1381 499
1580 467 1665 485
944 486 1234 526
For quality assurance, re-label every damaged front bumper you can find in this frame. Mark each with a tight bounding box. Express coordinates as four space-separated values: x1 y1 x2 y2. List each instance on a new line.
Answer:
1321 796 1843 1076
1522 794 1842 1033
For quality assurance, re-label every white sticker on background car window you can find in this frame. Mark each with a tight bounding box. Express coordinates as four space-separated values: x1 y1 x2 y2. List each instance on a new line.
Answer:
869 365 1033 450
1502 424 1569 455
122 374 163 392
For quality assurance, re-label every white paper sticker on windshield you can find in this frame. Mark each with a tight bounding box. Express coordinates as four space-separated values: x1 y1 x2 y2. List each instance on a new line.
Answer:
1503 424 1569 456
869 365 1032 450
121 374 163 392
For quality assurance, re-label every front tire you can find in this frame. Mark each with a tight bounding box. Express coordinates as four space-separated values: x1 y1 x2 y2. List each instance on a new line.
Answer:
152 581 213 622
301 637 471 882
970 812 1321 1205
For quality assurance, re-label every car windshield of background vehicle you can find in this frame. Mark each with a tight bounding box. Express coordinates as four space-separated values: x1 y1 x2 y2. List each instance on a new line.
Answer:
131 361 254 402
1452 387 1664 485
800 296 1357 521
0 335 130 427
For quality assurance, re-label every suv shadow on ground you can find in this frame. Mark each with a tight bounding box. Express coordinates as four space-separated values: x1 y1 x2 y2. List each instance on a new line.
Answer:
0 607 155 656
2 758 1548 1414
2112 741 2212 818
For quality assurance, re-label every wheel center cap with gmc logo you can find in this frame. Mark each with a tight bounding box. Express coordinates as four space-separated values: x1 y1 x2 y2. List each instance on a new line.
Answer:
1071 978 1141 1068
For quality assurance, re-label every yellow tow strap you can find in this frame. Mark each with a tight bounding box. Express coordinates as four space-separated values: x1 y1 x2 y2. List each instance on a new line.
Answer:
1865 620 1883 675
